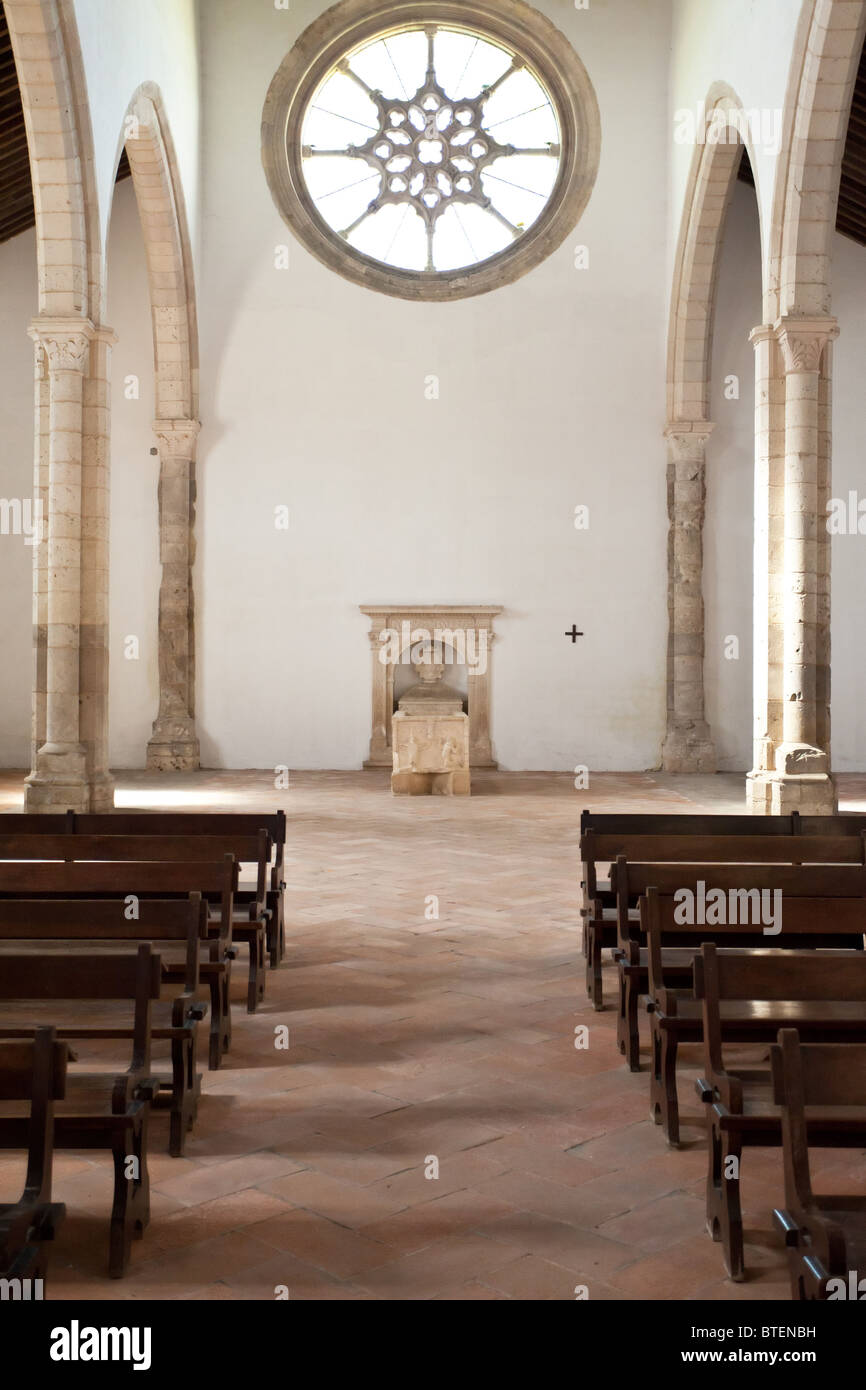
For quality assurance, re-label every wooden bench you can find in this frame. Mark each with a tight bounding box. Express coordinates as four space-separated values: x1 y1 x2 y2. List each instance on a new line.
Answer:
0 1028 68 1289
1 810 288 968
617 856 866 1073
583 827 866 1010
694 944 866 1281
0 858 237 1070
636 868 866 1141
0 832 269 1015
0 945 162 1277
0 896 208 1156
771 1030 866 1300
579 813 811 965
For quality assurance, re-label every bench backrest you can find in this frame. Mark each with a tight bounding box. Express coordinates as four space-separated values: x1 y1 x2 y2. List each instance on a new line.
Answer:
0 858 236 950
617 856 866 956
0 832 269 906
696 943 866 1079
0 895 207 991
581 810 866 836
0 943 160 1073
583 830 866 867
0 809 287 884
640 884 866 997
770 1028 866 1213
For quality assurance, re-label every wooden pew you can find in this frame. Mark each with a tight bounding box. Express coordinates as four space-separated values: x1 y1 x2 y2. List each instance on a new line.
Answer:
0 945 161 1277
0 896 208 1156
0 858 237 1070
636 868 866 1140
617 856 866 1073
579 813 805 962
694 944 866 1281
771 1030 866 1300
583 827 866 1010
0 832 269 1015
0 1028 68 1290
1 810 288 968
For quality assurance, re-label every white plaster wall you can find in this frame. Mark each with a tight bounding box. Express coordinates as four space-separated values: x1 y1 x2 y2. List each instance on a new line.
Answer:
196 0 672 771
0 228 38 767
69 0 201 288
705 180 762 772
106 178 160 768
829 229 866 771
667 0 808 295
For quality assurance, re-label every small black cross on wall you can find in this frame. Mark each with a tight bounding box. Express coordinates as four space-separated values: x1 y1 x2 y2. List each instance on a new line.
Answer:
565 625 584 643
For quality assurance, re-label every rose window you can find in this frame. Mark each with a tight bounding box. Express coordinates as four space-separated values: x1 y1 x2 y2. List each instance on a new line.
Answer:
299 26 562 274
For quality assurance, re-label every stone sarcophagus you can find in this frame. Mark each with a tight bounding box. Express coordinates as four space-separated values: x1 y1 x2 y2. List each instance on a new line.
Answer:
391 711 470 796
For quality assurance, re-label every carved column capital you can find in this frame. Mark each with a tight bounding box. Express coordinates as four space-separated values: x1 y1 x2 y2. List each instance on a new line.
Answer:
153 419 201 457
663 422 714 463
749 323 775 349
29 316 95 374
775 316 839 374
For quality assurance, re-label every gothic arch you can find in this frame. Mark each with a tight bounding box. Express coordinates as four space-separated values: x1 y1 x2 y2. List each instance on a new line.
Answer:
768 0 866 322
662 87 762 773
667 85 763 425
108 86 201 771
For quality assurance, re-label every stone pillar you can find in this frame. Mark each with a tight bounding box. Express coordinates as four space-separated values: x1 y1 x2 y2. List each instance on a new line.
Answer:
747 324 785 811
661 423 716 772
24 317 94 813
146 419 201 770
363 613 393 768
80 325 117 811
30 336 49 769
753 317 838 813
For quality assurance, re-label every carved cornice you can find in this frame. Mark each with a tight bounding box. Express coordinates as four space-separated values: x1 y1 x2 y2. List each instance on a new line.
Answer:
153 419 201 458
28 317 95 374
775 316 839 375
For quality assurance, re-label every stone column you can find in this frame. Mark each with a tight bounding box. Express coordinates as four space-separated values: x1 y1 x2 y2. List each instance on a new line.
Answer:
146 419 201 770
363 614 393 768
80 325 117 811
761 316 838 813
467 613 496 767
24 317 94 813
747 324 785 811
30 336 49 768
661 423 716 772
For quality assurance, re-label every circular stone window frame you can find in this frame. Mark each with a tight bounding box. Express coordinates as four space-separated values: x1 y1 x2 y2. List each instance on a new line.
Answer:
261 0 601 302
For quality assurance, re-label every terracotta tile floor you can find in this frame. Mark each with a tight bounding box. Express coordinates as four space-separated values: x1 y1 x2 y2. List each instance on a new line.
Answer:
1 767 865 1301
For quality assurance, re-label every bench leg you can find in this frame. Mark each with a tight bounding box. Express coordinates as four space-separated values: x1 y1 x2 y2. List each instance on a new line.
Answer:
649 1023 680 1145
706 1121 745 1281
208 971 232 1069
617 967 641 1072
168 1030 201 1158
585 921 604 1010
109 1113 150 1279
247 931 266 1013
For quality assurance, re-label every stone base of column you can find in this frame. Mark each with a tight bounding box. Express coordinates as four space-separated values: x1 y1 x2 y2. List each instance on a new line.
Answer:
147 717 200 772
661 721 716 774
24 744 90 813
747 744 836 814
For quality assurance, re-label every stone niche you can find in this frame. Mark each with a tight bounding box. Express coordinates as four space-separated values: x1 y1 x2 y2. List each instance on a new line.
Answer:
359 606 502 770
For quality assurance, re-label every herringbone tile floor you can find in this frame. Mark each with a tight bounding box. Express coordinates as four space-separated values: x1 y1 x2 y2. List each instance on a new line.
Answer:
2 768 865 1300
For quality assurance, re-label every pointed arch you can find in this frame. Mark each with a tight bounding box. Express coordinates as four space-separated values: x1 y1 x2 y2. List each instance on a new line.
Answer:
667 85 764 424
106 85 201 771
